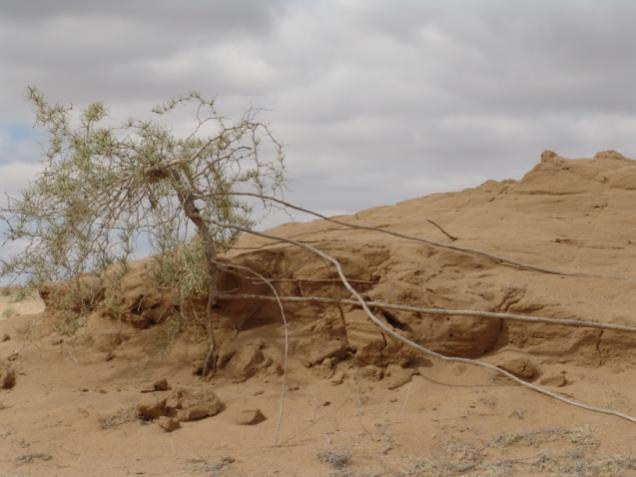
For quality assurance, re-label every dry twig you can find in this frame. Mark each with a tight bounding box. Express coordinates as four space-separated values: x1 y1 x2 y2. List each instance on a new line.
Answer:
223 192 631 280
213 260 289 445
216 293 636 334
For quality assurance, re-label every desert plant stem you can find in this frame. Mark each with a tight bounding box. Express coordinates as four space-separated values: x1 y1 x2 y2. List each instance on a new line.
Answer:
169 169 219 377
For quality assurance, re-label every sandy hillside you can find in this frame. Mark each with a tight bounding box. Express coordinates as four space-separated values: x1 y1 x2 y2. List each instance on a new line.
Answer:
1 150 636 476
0 290 44 322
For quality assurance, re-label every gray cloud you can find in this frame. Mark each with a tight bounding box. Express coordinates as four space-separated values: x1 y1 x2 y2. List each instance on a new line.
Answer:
2 0 636 224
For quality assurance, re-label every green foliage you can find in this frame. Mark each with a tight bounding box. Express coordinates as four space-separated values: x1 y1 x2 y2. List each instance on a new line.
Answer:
1 88 285 312
54 315 87 337
156 315 182 357
149 243 208 300
12 285 33 302
60 277 103 316
100 262 128 321
2 307 17 319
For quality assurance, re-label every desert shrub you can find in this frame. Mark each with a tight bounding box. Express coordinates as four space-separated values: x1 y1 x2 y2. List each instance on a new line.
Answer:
1 88 286 372
1 307 17 319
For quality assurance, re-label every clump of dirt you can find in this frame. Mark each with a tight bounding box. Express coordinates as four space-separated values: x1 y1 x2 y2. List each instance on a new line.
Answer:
137 387 223 424
496 356 541 381
0 360 16 389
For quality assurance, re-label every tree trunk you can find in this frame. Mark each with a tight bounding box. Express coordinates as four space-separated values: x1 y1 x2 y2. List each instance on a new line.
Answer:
169 170 219 377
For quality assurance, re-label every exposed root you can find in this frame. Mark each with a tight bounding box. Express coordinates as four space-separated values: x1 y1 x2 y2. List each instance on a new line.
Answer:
426 218 459 241
222 192 611 279
210 218 636 424
201 342 217 379
213 260 289 445
217 293 636 334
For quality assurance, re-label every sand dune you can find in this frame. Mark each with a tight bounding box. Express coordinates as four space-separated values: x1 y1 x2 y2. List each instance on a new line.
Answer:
1 151 635 476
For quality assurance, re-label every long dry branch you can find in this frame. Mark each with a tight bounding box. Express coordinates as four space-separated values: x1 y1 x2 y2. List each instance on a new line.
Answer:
216 293 636 334
209 218 636 424
222 192 631 281
212 260 289 445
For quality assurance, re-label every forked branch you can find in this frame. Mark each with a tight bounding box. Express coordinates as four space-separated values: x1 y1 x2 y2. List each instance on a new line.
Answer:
221 192 633 281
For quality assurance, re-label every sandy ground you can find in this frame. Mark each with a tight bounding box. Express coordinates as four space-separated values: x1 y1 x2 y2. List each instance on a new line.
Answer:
1 151 636 476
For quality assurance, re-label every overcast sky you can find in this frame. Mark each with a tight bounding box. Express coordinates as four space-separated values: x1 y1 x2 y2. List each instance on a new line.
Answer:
2 0 636 224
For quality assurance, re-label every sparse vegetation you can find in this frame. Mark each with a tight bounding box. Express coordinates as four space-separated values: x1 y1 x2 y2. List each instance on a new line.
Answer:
318 450 356 477
0 285 33 302
53 314 87 337
156 315 182 357
1 88 285 374
97 408 137 430
392 426 636 477
1 307 17 319
11 285 33 302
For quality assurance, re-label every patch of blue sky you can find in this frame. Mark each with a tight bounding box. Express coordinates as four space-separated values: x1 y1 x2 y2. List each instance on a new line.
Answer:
2 122 42 142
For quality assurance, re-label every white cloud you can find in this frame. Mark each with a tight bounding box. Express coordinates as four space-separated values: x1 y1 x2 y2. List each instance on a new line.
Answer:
0 161 42 197
2 0 636 223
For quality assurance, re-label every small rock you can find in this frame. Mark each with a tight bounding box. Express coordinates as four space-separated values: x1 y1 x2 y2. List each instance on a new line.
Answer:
322 357 336 369
322 401 331 407
302 341 349 368
15 453 52 465
253 390 264 396
157 416 180 432
49 336 63 346
105 352 116 362
7 353 19 362
1 333 10 342
141 379 171 393
153 379 170 391
385 365 414 390
0 364 16 390
541 150 559 163
539 374 568 387
234 409 266 426
356 365 384 381
330 371 345 386
168 388 223 422
226 340 268 382
496 357 540 382
136 398 167 421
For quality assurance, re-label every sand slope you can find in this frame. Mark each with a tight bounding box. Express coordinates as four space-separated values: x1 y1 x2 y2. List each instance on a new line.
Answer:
1 151 635 476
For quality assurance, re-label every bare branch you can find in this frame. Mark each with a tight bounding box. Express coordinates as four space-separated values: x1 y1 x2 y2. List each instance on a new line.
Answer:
208 218 636 424
219 192 631 281
213 260 289 445
216 293 636 334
